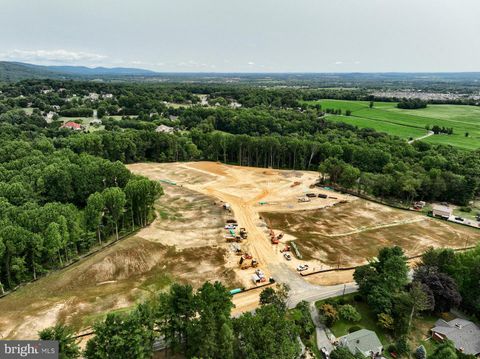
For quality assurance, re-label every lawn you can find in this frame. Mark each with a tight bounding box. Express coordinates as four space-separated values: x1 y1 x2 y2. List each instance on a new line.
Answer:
315 293 446 356
316 294 391 346
303 99 480 150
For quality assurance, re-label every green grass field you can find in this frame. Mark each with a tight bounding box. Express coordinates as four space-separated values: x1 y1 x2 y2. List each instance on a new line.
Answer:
303 100 480 150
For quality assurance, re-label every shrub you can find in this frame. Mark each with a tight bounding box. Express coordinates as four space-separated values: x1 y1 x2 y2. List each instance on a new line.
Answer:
396 336 410 355
319 303 339 327
388 344 397 354
415 345 427 359
339 304 361 322
354 294 363 302
377 312 394 330
459 206 472 213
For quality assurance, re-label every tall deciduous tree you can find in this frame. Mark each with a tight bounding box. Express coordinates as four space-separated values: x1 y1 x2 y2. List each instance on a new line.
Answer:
39 324 80 359
85 192 105 244
102 187 126 241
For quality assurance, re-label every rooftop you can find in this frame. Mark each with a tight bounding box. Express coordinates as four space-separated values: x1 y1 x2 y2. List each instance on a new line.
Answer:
339 329 382 355
432 319 480 355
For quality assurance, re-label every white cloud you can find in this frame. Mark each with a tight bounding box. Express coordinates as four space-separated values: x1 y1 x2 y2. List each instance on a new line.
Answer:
335 61 343 65
247 61 255 65
0 49 108 65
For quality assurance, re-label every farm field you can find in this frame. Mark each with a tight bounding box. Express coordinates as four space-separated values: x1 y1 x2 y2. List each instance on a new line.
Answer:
304 99 480 150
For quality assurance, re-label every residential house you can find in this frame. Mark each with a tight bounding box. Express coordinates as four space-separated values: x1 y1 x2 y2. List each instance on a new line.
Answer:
61 121 83 131
155 124 175 134
338 329 383 358
431 319 480 356
45 111 56 123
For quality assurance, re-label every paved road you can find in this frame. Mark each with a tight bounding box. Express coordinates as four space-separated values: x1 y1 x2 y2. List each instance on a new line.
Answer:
268 263 358 309
309 302 334 354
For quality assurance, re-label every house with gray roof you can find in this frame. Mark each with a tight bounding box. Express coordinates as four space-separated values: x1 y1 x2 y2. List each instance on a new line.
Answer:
431 318 480 356
338 329 383 357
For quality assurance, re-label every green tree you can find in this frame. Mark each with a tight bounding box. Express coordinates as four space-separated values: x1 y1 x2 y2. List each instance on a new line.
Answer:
234 304 300 359
102 187 126 240
407 282 434 332
85 192 105 244
429 340 458 359
84 310 155 359
377 312 394 331
415 345 427 359
331 346 356 359
154 283 195 354
339 304 362 322
39 324 80 359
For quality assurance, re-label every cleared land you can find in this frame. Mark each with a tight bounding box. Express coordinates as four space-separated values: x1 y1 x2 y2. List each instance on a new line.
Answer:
262 199 479 267
1 162 478 339
304 99 480 150
0 180 239 339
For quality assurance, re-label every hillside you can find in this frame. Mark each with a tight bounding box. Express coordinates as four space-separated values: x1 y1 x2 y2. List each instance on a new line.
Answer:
0 61 158 81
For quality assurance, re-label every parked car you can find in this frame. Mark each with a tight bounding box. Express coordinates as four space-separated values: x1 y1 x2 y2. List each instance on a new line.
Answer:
283 253 292 261
296 264 309 272
455 217 464 222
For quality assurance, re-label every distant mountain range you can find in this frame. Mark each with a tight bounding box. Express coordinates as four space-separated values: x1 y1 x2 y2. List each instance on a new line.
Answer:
0 61 159 81
2 61 480 86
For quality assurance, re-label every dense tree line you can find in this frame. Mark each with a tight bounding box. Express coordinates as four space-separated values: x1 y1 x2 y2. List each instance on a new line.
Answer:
0 135 162 292
59 107 94 117
39 282 301 359
2 89 479 207
397 99 428 109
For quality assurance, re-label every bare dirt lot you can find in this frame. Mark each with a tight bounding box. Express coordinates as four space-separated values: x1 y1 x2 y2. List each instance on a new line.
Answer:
0 178 238 339
261 199 480 267
1 161 478 339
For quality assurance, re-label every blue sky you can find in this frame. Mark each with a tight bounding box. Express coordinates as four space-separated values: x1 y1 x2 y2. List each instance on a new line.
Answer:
1 0 479 72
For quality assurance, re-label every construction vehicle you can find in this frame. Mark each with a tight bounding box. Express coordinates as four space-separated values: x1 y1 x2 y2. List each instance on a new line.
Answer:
267 219 279 244
276 232 284 240
226 219 238 224
239 228 248 239
280 245 291 253
239 257 258 269
225 235 241 243
242 253 253 260
298 197 311 203
271 233 279 244
254 269 267 282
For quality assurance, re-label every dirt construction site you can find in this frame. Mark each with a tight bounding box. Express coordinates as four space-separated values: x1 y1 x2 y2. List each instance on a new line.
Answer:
1 161 478 339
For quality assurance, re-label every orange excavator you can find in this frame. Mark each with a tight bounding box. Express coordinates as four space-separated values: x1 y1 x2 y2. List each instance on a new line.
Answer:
267 219 279 244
